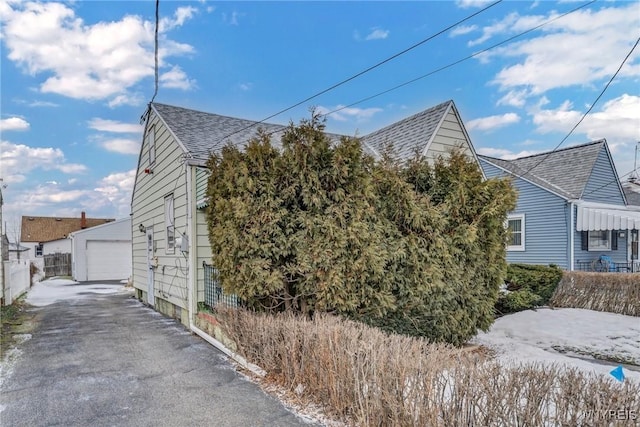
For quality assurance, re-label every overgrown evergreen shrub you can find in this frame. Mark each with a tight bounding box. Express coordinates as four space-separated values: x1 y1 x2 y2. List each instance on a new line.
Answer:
496 263 563 314
206 114 516 345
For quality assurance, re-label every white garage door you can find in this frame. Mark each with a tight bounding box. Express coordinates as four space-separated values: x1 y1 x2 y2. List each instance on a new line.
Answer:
86 240 132 281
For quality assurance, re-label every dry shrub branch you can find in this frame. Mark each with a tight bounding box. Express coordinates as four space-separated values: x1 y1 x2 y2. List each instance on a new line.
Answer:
550 272 640 316
215 308 639 426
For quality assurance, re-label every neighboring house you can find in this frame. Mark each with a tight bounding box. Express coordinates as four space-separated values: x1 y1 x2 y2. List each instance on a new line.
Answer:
20 212 114 259
69 217 132 281
622 178 640 206
479 140 640 271
131 100 483 326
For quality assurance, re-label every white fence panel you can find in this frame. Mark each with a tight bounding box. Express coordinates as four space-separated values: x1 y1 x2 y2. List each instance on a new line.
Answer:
2 260 30 306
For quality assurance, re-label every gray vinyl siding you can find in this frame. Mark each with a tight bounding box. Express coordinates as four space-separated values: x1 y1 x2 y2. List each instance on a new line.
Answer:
195 167 210 207
480 159 570 269
195 207 212 304
426 110 473 162
581 148 625 205
131 111 189 309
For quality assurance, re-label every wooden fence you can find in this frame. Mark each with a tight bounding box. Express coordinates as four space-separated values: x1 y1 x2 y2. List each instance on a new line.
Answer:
44 253 72 278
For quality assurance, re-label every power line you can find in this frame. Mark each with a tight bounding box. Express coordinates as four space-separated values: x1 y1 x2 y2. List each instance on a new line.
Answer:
203 1 503 145
189 0 595 158
518 35 639 179
150 0 160 104
322 0 597 119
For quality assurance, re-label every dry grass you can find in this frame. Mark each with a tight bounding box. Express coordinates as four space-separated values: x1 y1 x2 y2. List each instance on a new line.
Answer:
214 308 639 426
550 272 640 316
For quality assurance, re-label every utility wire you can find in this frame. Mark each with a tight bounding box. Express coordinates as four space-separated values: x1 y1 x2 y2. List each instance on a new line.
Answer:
323 0 596 119
207 1 503 144
189 0 595 157
517 35 639 179
150 0 160 104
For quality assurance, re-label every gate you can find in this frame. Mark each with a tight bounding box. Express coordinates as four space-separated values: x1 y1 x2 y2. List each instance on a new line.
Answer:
203 262 239 308
44 253 72 277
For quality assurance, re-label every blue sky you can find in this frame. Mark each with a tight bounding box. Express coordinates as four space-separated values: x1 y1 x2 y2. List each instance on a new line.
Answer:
1 0 639 240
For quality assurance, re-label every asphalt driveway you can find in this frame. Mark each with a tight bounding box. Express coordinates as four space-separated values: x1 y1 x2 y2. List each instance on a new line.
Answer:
0 281 318 427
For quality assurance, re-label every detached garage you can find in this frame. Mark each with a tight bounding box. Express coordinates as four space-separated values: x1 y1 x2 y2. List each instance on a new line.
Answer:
70 217 132 281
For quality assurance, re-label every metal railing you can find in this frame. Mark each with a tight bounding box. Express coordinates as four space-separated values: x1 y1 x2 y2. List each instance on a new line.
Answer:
576 259 640 273
203 262 240 308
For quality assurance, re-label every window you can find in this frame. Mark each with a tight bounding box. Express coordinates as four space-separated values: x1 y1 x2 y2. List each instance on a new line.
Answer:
588 230 610 251
147 126 156 166
35 243 43 257
506 214 525 251
165 194 175 254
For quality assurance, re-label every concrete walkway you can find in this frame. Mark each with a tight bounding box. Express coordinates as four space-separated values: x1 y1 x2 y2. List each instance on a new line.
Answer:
0 282 318 426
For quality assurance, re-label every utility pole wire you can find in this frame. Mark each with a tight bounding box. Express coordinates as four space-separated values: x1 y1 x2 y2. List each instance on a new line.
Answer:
150 0 160 104
519 35 640 180
207 0 503 145
188 0 595 158
323 0 596 119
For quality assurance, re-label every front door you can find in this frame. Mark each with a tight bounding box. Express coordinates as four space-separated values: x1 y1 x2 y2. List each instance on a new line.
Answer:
146 227 155 306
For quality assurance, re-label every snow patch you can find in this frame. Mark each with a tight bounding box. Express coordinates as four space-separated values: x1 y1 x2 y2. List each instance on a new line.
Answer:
26 278 128 307
472 308 640 381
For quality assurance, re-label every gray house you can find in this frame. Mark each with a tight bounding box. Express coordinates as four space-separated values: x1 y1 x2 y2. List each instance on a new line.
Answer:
131 100 483 326
479 140 640 272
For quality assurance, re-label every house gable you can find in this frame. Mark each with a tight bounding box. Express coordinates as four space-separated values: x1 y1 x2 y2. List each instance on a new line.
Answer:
581 144 626 205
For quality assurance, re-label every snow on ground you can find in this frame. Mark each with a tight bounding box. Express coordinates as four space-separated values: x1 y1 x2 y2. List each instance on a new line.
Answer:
25 278 132 307
472 307 640 382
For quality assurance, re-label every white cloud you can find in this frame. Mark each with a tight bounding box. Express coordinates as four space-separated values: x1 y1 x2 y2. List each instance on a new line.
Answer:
160 65 196 90
94 170 136 216
108 93 146 108
466 113 521 131
0 117 30 131
0 1 196 103
159 6 198 32
456 0 494 9
479 5 640 97
28 100 59 107
0 140 87 183
239 82 252 91
100 138 140 155
365 28 389 41
532 94 640 143
223 11 242 26
496 90 529 108
88 118 142 134
477 147 541 159
317 105 384 122
450 24 477 37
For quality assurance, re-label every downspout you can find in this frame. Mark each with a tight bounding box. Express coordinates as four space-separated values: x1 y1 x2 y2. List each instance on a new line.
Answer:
184 160 265 377
185 163 194 330
569 201 575 271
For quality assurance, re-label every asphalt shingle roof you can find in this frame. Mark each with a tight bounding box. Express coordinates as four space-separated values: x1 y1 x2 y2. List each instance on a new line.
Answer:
151 100 454 163
361 101 452 160
21 215 115 243
479 140 606 199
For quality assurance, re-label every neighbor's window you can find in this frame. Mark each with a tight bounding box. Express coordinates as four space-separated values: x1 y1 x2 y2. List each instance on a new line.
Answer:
35 243 43 257
147 125 156 165
165 193 175 254
588 230 610 251
507 214 525 251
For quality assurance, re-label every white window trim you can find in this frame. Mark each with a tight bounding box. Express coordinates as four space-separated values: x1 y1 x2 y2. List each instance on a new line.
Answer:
506 214 525 252
587 230 611 252
165 193 175 254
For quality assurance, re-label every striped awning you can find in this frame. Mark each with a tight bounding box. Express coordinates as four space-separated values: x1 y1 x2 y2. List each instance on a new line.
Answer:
576 204 640 231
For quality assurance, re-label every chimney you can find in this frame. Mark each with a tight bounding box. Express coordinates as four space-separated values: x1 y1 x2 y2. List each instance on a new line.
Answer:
81 211 87 229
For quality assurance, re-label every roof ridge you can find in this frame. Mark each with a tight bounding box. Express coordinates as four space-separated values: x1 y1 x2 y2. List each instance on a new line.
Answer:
508 139 605 162
152 102 286 128
362 100 453 138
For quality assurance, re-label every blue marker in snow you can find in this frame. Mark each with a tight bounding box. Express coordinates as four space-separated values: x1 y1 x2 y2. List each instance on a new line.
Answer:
610 365 625 382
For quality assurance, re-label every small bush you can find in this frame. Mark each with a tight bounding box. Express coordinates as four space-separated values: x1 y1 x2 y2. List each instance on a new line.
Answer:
496 288 541 314
497 264 563 314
